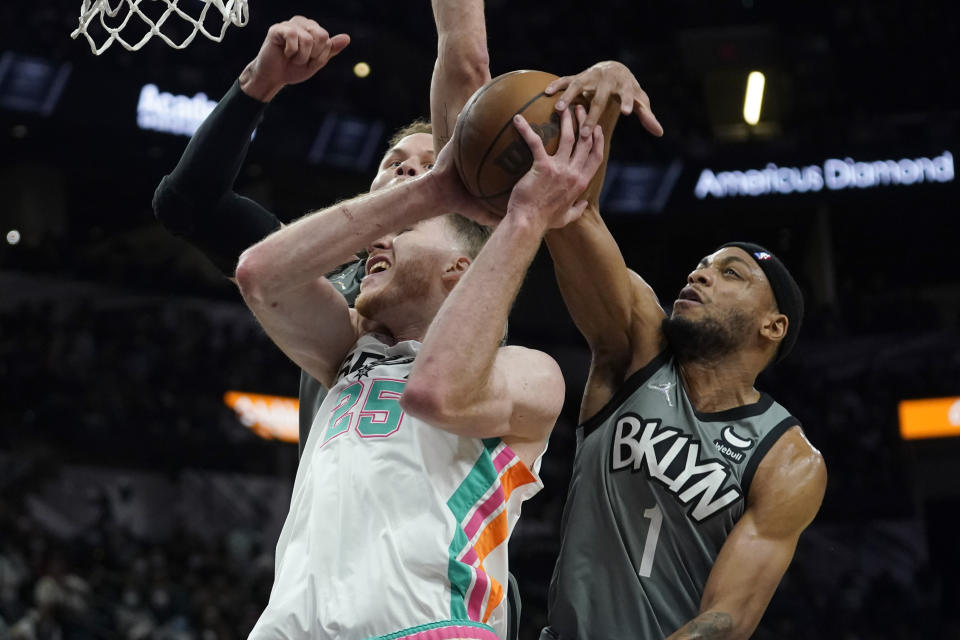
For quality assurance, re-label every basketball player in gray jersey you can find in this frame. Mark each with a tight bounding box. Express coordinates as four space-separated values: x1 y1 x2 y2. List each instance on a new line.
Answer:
537 70 828 638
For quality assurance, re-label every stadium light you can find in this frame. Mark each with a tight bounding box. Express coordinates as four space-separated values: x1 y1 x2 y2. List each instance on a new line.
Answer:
743 71 765 126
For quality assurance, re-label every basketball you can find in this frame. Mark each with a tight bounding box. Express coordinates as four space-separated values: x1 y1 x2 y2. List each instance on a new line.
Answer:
454 69 578 216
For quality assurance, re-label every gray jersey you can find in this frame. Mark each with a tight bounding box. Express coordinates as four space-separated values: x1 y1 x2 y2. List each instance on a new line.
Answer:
544 352 798 639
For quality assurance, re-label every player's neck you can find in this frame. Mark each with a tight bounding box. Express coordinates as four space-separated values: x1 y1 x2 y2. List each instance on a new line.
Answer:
360 296 442 344
677 354 761 414
362 315 430 344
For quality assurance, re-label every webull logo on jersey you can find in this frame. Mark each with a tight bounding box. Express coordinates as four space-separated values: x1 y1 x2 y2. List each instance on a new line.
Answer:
611 413 741 522
714 425 755 464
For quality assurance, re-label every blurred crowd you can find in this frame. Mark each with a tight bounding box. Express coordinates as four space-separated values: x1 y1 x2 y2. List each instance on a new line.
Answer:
0 489 274 640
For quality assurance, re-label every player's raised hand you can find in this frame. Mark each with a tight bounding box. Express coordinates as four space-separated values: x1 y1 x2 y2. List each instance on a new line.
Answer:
240 16 350 102
507 104 604 231
545 60 663 139
429 137 504 227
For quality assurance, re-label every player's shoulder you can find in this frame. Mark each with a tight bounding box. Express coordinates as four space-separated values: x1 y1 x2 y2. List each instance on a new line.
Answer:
748 425 827 531
767 424 825 472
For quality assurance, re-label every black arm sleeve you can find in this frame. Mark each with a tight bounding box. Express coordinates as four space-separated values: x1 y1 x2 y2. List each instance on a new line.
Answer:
152 80 281 275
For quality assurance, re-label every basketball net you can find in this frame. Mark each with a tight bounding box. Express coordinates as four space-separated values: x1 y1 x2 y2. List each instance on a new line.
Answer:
71 0 249 55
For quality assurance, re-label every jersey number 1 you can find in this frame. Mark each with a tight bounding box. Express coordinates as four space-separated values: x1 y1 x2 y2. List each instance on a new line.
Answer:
638 505 663 578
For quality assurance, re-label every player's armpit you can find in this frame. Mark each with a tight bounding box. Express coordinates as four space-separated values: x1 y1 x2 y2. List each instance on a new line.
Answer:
668 427 827 640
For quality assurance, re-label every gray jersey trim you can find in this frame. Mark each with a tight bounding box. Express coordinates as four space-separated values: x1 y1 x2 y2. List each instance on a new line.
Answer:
581 350 671 437
692 392 775 422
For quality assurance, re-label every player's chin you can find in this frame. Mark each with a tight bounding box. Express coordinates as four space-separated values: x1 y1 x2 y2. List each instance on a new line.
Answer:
355 281 391 316
353 290 375 318
670 299 703 317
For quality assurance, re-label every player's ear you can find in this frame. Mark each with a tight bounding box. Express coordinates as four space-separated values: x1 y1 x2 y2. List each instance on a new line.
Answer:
760 312 788 344
441 256 471 289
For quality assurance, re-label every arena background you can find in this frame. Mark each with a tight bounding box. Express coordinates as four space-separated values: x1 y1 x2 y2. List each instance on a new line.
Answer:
1 0 958 638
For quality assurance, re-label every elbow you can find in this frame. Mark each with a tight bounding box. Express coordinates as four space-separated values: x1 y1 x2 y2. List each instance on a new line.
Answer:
152 175 195 236
436 36 491 88
234 246 270 306
400 378 454 425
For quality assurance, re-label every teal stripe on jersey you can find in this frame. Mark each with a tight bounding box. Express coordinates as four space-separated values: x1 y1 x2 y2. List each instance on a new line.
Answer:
369 618 497 640
445 439 502 620
481 437 500 450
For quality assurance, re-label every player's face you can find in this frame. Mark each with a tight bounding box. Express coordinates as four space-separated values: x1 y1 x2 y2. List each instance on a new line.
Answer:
368 133 435 193
672 247 775 319
664 247 776 360
354 216 464 323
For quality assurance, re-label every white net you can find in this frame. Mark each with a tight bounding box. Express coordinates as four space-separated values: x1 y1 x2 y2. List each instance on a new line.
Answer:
71 0 249 55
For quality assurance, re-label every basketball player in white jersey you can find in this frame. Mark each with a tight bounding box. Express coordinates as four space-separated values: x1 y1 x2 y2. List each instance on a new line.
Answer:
232 17 607 640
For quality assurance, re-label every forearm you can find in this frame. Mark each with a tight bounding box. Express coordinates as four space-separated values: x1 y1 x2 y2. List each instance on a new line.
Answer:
165 80 266 201
413 215 544 399
237 174 447 299
544 207 632 352
153 81 280 273
430 0 491 151
666 612 736 640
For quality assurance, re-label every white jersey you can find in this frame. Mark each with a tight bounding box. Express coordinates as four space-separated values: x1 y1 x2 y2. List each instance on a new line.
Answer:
249 335 545 640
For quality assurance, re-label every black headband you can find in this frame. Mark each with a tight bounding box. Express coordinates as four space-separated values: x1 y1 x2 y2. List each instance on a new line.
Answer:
720 242 804 363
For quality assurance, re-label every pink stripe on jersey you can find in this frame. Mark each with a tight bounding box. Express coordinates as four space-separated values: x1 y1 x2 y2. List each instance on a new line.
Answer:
492 446 515 472
460 546 478 566
462 487 506 541
466 568 490 622
394 624 500 640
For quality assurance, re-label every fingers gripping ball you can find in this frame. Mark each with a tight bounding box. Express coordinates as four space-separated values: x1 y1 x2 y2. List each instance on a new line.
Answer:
454 70 581 216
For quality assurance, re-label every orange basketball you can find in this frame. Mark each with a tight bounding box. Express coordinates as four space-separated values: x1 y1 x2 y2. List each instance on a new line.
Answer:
454 69 578 216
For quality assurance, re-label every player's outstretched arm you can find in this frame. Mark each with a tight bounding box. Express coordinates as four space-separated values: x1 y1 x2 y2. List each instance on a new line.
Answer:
153 16 350 276
430 0 491 153
402 107 604 467
541 62 666 422
666 427 827 640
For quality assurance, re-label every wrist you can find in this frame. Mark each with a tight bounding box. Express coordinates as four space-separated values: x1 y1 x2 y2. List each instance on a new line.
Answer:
422 165 464 212
238 62 283 103
500 207 549 243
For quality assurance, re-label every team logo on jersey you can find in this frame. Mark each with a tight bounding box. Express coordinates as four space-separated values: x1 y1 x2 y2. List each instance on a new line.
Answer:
338 350 414 381
610 413 742 522
713 426 755 464
647 381 675 407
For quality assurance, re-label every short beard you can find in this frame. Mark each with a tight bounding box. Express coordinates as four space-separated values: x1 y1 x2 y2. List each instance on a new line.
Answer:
354 262 435 329
661 310 751 364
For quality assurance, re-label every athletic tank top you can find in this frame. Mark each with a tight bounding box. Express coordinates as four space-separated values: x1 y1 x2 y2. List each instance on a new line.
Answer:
250 334 544 640
545 351 799 639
